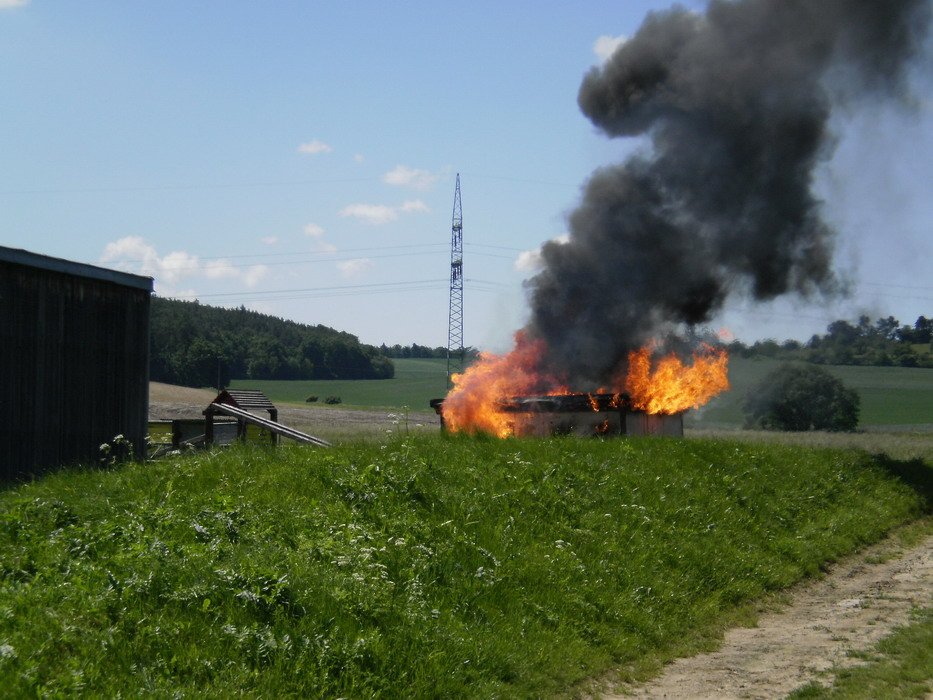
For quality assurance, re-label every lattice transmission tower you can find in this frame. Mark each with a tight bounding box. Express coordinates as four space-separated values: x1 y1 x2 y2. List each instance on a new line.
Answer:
446 174 464 387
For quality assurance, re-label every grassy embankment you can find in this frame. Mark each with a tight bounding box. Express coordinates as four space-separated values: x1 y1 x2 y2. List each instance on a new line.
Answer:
1 435 929 696
230 357 933 431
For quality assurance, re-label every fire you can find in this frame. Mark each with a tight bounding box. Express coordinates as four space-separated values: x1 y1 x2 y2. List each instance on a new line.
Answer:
442 334 730 436
622 344 730 414
442 332 568 437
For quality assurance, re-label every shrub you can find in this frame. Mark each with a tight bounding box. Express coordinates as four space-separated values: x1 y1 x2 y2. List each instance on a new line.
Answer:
305 396 318 403
743 363 859 432
98 434 134 466
324 396 342 405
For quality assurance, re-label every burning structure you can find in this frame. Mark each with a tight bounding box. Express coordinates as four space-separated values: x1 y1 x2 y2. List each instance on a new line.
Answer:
433 392 685 439
438 0 930 437
436 335 727 437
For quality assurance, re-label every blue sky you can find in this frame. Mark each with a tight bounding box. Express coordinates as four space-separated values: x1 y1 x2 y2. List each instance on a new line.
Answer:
2 1 931 351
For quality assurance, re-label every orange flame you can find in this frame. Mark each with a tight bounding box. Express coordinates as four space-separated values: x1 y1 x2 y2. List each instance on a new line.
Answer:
622 344 730 414
442 335 729 436
442 332 568 437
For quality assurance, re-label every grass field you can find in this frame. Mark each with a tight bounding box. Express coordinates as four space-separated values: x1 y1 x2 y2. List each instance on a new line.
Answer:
0 435 929 696
691 358 933 430
230 357 933 431
230 358 450 410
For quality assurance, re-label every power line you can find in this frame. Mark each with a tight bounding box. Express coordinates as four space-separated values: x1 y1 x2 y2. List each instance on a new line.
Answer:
195 249 447 271
169 278 451 299
465 242 528 252
161 274 504 302
0 175 385 196
107 241 449 266
861 281 933 291
0 170 583 196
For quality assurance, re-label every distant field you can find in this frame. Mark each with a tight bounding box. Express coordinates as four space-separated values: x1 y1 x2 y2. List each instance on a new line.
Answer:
230 358 451 410
229 356 933 431
691 358 933 430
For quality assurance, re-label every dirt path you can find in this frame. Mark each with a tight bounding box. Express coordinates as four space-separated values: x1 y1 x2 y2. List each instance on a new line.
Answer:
605 528 932 699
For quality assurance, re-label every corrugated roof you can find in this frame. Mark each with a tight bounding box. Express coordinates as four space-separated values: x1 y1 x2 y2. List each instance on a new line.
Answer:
211 389 277 413
0 246 153 292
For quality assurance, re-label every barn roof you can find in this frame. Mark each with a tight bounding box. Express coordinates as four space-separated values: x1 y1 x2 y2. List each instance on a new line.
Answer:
0 246 153 292
209 389 277 414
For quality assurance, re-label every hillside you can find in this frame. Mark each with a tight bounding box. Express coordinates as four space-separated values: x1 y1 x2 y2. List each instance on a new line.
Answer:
150 297 393 387
0 437 927 696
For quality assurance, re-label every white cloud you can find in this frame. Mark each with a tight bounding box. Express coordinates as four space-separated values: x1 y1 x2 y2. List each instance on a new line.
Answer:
303 223 325 237
354 153 365 163
297 139 333 155
338 199 430 225
400 199 429 213
101 236 198 284
514 249 543 273
337 258 374 278
100 236 270 290
338 203 398 225
304 223 336 252
159 250 200 281
0 0 30 8
593 34 627 63
204 259 239 280
243 265 269 287
383 165 440 190
260 235 278 245
101 236 158 271
156 286 198 301
514 234 570 273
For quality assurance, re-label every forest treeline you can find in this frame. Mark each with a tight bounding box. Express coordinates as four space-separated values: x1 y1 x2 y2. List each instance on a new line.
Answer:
151 298 931 390
378 343 479 360
150 298 394 388
727 314 933 368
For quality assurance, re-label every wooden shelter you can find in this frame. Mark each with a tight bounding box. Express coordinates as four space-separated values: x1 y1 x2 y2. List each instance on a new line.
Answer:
204 389 329 447
0 246 152 480
204 390 278 444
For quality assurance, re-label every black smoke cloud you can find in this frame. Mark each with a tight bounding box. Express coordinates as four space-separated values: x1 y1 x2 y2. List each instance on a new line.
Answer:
525 0 930 387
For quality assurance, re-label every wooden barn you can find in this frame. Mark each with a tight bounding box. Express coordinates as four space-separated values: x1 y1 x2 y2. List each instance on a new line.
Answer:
0 246 153 480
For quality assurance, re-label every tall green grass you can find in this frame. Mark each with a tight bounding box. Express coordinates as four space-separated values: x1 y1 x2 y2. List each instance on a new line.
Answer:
0 437 928 696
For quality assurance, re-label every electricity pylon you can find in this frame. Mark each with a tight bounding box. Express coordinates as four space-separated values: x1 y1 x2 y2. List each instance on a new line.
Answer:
446 174 464 388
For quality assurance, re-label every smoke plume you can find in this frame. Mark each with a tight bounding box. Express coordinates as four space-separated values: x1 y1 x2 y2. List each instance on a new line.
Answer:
525 0 930 387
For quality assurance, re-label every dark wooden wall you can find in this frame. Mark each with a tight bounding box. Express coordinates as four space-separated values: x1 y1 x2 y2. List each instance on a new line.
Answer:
0 252 152 480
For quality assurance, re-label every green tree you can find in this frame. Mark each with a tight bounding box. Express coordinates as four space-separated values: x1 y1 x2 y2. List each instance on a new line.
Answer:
743 364 859 432
148 297 394 385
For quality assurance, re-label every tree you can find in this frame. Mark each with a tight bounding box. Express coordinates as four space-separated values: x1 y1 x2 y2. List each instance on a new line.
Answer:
743 364 859 432
148 297 394 386
875 315 899 341
914 316 932 344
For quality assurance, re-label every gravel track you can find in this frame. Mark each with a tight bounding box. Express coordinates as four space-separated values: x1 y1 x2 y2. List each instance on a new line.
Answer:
605 528 932 699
